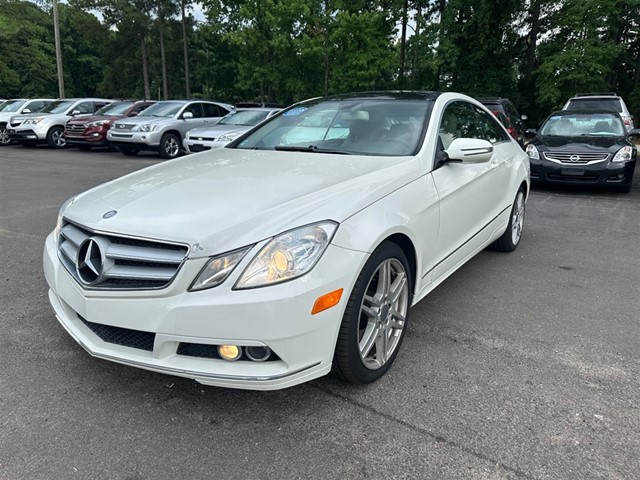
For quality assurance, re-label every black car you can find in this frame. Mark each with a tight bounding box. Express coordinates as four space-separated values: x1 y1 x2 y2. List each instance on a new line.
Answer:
525 110 639 193
477 97 527 145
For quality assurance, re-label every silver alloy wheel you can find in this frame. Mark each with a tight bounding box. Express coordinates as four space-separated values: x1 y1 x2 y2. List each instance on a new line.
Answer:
358 258 409 370
511 190 525 245
0 127 9 145
52 129 65 147
164 136 180 157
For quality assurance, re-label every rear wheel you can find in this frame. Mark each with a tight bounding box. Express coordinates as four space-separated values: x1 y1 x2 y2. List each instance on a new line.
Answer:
159 133 181 159
46 126 66 148
491 187 525 252
332 242 412 384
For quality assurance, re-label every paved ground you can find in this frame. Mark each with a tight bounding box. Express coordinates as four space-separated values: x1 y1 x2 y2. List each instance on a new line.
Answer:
1 145 639 480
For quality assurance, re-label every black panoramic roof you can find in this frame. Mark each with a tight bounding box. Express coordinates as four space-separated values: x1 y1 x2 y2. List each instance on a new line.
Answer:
321 91 442 102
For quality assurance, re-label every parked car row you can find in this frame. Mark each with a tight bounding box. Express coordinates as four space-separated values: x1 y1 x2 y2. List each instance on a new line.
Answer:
0 97 282 159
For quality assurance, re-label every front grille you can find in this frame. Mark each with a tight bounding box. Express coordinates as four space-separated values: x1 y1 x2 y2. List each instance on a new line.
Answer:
78 315 155 351
543 152 609 165
58 220 189 290
65 124 85 137
114 123 135 131
547 173 599 183
190 136 216 142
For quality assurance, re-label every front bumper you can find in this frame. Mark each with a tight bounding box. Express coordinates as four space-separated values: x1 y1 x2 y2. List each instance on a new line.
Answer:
65 129 109 147
107 129 163 151
529 157 636 188
43 232 366 390
8 127 46 142
183 138 228 154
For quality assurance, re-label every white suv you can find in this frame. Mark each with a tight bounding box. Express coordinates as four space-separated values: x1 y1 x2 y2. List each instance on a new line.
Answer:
107 100 234 158
563 93 634 131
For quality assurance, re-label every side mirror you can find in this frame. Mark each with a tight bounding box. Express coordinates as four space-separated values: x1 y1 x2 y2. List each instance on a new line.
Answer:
182 111 194 119
445 138 493 164
521 114 528 122
21 108 31 114
71 109 81 116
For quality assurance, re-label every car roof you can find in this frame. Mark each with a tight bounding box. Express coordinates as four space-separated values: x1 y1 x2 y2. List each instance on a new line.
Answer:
547 109 624 118
320 91 442 102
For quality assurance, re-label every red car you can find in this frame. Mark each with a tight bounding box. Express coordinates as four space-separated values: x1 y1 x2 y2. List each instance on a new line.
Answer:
65 100 154 150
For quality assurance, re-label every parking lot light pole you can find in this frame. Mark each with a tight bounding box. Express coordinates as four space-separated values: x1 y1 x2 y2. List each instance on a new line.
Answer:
53 0 65 98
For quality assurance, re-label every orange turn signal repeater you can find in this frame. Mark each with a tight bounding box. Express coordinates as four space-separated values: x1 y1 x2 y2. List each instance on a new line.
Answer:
311 288 343 315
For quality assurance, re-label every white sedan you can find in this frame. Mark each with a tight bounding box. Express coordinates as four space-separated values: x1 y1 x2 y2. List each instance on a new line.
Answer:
43 92 529 390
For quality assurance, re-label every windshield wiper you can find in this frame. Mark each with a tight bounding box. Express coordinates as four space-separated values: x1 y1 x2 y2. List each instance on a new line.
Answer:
274 145 352 155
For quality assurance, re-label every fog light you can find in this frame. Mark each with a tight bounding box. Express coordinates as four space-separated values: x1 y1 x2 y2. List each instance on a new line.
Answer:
218 344 241 361
245 346 272 362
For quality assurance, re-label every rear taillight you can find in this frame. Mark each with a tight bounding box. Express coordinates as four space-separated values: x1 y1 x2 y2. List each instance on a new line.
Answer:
507 127 518 139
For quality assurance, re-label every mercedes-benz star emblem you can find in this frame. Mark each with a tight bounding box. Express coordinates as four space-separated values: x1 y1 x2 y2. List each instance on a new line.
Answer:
76 238 105 285
103 210 117 219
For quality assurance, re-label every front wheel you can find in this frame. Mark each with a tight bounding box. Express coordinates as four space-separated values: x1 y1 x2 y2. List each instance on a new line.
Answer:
332 242 412 384
159 133 181 159
0 124 10 145
46 126 66 148
490 187 525 252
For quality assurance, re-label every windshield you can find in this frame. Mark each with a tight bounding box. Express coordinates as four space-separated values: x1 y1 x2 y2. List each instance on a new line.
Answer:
138 101 184 118
566 98 623 112
0 100 26 113
219 110 270 126
540 113 626 137
233 99 429 156
40 100 75 114
95 102 133 116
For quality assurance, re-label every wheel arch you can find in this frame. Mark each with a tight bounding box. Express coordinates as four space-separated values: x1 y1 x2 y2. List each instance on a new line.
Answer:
381 233 418 296
162 129 182 142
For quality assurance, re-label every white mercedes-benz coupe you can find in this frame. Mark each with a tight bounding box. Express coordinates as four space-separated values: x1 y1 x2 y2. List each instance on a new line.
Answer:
43 92 530 390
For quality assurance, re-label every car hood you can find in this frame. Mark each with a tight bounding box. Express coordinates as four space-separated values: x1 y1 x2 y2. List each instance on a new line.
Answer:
534 135 627 152
63 148 420 258
67 114 121 125
187 124 249 138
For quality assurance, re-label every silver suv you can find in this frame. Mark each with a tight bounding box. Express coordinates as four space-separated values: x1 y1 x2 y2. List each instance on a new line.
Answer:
107 100 234 158
563 93 634 131
8 98 113 148
0 98 55 145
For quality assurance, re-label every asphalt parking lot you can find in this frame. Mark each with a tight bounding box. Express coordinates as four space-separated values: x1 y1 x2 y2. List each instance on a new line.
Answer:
1 145 639 480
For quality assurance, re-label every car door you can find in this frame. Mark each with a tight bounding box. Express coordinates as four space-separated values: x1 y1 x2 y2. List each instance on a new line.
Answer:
180 102 206 135
430 100 514 280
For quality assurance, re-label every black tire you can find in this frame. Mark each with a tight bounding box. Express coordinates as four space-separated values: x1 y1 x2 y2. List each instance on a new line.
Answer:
490 186 525 252
332 241 413 384
120 147 139 156
159 133 181 159
46 126 66 148
0 124 10 146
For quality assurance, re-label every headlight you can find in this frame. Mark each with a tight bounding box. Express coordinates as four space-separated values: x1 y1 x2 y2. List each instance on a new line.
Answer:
525 144 539 160
612 146 633 162
24 117 44 125
137 123 158 132
235 221 338 289
87 120 109 128
189 247 252 291
54 196 76 240
217 132 242 142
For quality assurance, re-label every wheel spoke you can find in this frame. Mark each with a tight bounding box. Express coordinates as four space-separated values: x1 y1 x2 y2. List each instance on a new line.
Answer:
359 323 379 358
375 329 388 365
379 261 391 297
389 308 405 330
389 272 407 303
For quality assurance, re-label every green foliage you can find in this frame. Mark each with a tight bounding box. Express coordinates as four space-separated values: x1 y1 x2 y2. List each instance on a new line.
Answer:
1 0 639 123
